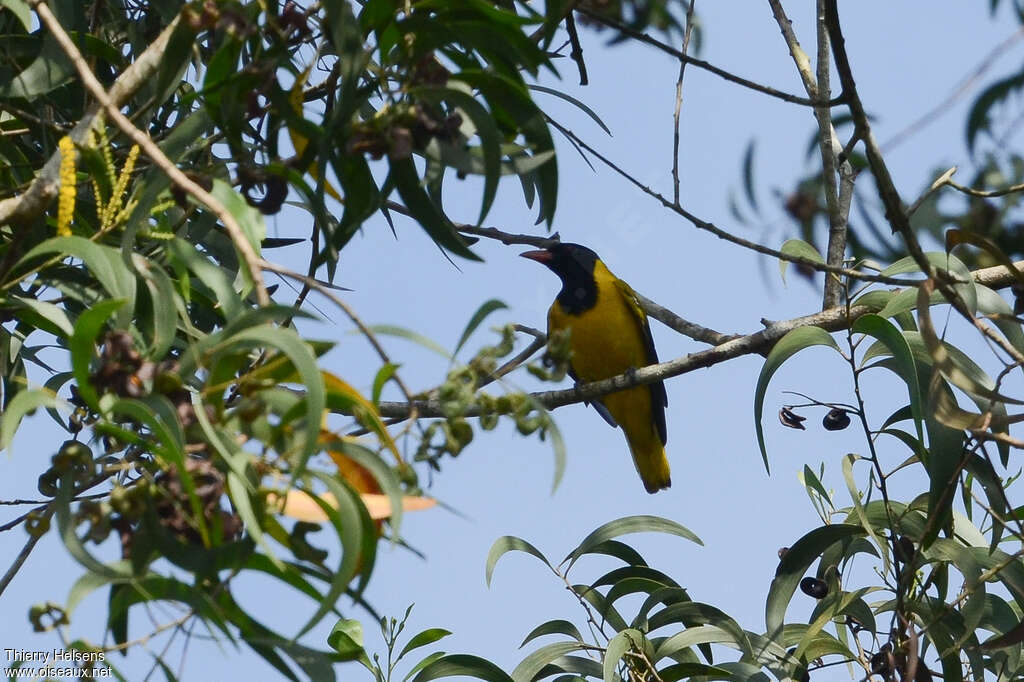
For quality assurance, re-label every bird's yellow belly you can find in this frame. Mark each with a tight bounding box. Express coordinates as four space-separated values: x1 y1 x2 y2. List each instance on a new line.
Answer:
548 291 648 383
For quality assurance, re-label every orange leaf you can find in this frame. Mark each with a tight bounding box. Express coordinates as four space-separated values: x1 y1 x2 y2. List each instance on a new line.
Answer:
271 489 436 522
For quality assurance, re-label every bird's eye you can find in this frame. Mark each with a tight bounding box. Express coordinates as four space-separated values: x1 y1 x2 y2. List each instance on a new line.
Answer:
575 287 586 299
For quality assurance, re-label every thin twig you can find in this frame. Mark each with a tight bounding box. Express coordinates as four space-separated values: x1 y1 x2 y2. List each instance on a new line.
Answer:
475 326 547 391
579 6 842 108
907 167 958 217
547 118 915 287
384 200 561 248
948 178 1024 199
30 0 270 306
258 259 420 432
671 0 697 204
564 11 588 86
0 506 54 597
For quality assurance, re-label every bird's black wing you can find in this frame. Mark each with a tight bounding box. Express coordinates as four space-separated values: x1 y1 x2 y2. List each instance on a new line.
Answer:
615 280 668 446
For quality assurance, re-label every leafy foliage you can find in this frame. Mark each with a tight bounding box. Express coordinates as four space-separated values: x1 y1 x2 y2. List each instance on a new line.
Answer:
4 0 1024 681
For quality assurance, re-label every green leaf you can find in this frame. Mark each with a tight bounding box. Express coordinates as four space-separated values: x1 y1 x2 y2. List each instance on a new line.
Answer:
10 296 73 338
366 325 451 359
1 0 31 29
917 282 1020 405
216 326 325 476
850 288 894 311
520 620 584 647
603 629 647 682
56 473 131 580
371 363 400 406
754 326 841 473
654 625 776 663
742 139 759 212
765 524 866 636
453 299 508 358
647 602 750 656
656 662 735 682
485 536 551 587
20 237 136 310
405 652 447 682
411 654 514 682
389 156 479 260
880 252 976 314
527 84 611 135
976 284 1024 357
209 179 265 287
296 472 376 638
563 516 702 570
414 86 503 225
65 561 134 616
0 35 74 98
853 314 924 442
1 387 58 453
167 239 243 320
398 628 453 661
511 642 585 682
69 299 128 411
966 68 1024 152
327 618 367 662
841 454 888 570
134 254 179 359
453 70 557 227
778 238 823 284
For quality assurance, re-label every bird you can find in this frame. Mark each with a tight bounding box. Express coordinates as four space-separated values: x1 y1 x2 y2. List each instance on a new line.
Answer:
520 242 670 493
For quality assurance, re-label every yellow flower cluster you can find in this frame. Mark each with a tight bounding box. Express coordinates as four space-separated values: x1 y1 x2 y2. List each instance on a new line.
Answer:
100 144 140 230
57 135 77 236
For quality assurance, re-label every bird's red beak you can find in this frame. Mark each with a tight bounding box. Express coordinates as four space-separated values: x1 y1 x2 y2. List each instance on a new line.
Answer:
520 249 553 264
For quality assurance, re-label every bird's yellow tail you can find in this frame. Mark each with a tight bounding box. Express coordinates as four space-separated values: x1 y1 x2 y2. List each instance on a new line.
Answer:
627 438 671 494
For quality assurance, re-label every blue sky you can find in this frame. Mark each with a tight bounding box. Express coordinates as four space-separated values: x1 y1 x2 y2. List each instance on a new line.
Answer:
1 3 1021 680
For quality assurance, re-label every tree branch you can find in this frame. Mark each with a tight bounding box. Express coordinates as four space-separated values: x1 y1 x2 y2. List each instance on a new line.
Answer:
375 256 1024 421
671 0 697 204
546 118 914 287
564 11 588 86
579 6 843 108
766 0 853 309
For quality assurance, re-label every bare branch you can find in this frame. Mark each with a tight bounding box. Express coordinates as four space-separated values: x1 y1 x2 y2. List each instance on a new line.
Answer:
564 11 589 86
578 7 842 108
672 0 697 204
634 291 737 346
375 301 879 419
766 0 853 309
547 118 914 287
375 254 1024 422
948 178 1024 199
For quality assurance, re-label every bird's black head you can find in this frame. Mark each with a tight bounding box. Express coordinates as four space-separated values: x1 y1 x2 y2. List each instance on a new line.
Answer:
520 242 600 314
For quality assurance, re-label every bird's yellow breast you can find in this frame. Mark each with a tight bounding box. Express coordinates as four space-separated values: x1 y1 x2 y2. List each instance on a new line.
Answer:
547 260 648 382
